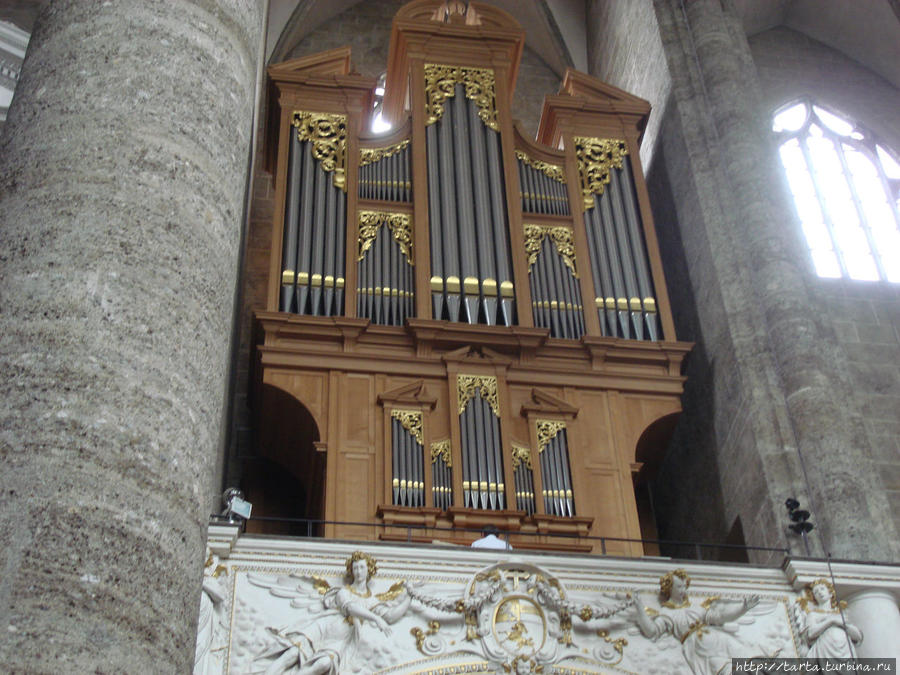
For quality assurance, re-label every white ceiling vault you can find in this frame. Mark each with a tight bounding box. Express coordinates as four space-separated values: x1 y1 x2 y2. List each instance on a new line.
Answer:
266 0 900 89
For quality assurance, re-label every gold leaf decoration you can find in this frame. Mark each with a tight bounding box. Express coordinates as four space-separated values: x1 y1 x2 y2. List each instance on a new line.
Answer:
360 139 410 167
515 150 566 183
536 419 566 454
391 409 424 446
430 439 452 466
358 211 414 266
424 64 499 131
292 111 348 191
574 136 628 210
457 374 500 417
511 443 533 470
523 224 578 278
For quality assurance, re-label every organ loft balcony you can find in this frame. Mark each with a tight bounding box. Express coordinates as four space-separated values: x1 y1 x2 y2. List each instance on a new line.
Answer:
247 0 692 557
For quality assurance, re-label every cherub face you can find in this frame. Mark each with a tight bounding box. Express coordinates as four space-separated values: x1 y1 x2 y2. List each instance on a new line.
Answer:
812 583 831 606
352 558 369 583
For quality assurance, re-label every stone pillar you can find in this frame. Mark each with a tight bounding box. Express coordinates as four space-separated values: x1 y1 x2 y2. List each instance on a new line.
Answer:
845 590 900 661
0 1 262 671
674 0 894 560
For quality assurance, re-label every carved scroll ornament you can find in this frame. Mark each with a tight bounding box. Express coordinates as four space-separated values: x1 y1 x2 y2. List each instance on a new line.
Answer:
457 374 500 417
574 136 628 210
391 409 424 446
358 210 414 266
430 439 452 466
292 111 348 191
515 150 566 183
424 64 499 131
359 139 409 167
511 443 533 470
524 224 578 278
536 419 566 454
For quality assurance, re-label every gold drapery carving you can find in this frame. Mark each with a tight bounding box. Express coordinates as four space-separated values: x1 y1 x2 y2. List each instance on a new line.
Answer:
536 419 566 454
515 150 566 184
359 140 410 167
357 211 414 266
457 374 500 417
523 224 578 278
430 439 452 466
292 111 348 191
511 444 533 470
391 409 424 446
574 137 628 210
424 64 499 132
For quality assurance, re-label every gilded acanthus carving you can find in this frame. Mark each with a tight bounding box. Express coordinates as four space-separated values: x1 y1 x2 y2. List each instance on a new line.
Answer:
292 111 348 191
359 139 410 167
574 136 628 210
430 439 452 466
523 224 578 277
515 150 566 184
535 420 566 454
391 409 424 446
511 443 533 470
424 64 499 131
357 210 414 266
457 374 500 417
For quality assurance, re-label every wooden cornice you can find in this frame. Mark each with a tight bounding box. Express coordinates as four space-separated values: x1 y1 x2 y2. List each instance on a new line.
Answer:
520 388 579 418
377 380 438 409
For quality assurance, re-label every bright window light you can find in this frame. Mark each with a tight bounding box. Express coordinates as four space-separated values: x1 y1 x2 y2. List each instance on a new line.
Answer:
773 100 900 283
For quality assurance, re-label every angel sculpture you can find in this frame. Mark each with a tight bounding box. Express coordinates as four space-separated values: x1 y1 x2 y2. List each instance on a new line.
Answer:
791 579 862 660
249 551 411 674
629 569 765 675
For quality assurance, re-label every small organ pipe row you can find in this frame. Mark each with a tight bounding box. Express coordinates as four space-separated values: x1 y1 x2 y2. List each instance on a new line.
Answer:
516 152 570 216
511 444 536 515
525 225 586 339
536 421 575 517
356 211 415 326
359 141 412 202
458 375 505 510
577 137 660 341
426 82 515 327
430 439 453 510
391 410 424 508
281 112 347 317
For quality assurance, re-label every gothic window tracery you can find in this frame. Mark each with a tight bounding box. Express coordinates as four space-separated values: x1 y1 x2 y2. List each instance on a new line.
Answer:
773 100 900 282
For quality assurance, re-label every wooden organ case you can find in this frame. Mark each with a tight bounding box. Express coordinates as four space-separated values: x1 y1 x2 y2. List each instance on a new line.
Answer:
252 0 692 555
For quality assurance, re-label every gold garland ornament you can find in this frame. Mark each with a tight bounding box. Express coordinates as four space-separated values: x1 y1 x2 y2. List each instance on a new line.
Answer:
523 224 578 277
424 64 499 131
457 374 500 417
292 111 348 191
574 136 628 210
511 444 533 470
357 211 414 266
536 419 566 454
430 439 452 466
359 139 410 167
391 409 424 446
515 150 566 184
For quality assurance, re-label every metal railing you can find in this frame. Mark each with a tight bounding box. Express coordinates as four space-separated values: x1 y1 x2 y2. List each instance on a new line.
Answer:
210 514 790 565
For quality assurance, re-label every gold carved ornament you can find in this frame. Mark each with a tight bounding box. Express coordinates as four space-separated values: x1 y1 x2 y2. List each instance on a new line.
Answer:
359 139 409 167
391 409 424 446
292 111 348 191
430 439 452 466
574 136 628 210
357 211 414 266
523 224 578 278
515 151 566 184
511 444 533 470
424 63 499 132
535 419 566 454
457 374 500 417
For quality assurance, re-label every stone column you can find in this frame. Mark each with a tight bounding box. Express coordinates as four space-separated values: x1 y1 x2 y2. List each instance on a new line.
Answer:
845 590 900 661
675 0 894 560
0 1 262 671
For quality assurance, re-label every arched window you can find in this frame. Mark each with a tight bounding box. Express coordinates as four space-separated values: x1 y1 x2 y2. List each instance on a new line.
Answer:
773 101 900 282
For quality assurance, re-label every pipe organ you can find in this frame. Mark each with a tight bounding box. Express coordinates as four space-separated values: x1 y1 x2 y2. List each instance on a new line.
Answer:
253 1 691 555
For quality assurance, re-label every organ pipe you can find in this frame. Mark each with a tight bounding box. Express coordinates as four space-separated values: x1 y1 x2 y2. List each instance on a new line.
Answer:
457 375 505 511
356 211 415 326
391 410 424 508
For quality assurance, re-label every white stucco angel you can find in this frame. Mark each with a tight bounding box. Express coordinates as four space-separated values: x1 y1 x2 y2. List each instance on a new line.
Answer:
249 551 412 674
791 579 862 660
628 569 766 675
